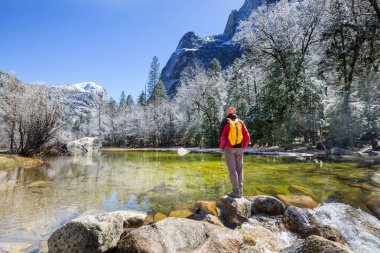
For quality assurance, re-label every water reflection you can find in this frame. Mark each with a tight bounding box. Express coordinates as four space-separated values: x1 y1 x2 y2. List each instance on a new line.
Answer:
0 151 379 251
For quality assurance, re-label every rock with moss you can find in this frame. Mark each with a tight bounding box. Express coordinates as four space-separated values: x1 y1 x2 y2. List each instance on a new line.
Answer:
48 210 146 253
168 209 193 218
277 194 318 209
193 200 218 216
250 195 286 215
117 217 243 252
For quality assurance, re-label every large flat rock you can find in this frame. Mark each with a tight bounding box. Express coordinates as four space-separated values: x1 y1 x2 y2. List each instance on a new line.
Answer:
117 217 243 253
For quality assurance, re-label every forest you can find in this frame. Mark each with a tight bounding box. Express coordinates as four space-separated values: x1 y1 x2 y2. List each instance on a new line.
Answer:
1 0 380 155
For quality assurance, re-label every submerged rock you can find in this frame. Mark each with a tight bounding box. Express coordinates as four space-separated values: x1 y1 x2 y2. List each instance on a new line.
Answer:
117 217 243 252
288 185 321 203
48 210 146 253
277 194 318 209
27 180 51 188
250 195 286 215
366 195 380 219
193 200 218 216
370 170 380 185
218 195 252 228
168 209 193 218
154 212 167 222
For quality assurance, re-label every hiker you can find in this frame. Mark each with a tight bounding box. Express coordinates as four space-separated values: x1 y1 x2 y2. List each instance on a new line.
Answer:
219 107 250 198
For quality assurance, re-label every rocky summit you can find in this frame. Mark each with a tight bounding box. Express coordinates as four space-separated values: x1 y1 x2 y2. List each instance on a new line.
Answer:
160 0 277 96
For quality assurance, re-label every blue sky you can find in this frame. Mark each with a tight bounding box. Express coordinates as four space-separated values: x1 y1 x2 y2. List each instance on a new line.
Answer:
0 0 244 101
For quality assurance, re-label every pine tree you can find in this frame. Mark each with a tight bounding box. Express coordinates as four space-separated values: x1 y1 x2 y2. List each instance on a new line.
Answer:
119 91 126 109
147 56 160 100
151 80 167 102
204 58 224 147
137 91 146 106
227 60 249 118
208 58 222 79
126 94 134 106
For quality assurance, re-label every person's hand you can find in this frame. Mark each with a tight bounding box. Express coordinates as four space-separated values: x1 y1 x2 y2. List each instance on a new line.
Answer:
220 148 224 153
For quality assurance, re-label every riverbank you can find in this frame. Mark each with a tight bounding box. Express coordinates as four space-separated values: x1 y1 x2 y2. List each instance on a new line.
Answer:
0 154 44 170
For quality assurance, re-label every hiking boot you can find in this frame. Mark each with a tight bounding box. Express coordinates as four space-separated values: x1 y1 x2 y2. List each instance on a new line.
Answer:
228 192 242 198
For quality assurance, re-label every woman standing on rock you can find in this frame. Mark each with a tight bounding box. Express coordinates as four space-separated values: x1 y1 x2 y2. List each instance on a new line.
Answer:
219 106 250 198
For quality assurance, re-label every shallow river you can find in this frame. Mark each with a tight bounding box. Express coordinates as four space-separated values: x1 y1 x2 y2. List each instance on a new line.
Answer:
0 150 379 251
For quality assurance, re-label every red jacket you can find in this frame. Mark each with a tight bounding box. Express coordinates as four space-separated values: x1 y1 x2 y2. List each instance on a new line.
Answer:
219 116 250 149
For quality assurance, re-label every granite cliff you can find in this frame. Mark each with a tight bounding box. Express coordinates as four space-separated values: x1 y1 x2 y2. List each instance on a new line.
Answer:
161 0 277 96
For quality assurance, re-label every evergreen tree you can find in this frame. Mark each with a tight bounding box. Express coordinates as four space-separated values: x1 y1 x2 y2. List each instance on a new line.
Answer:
147 56 160 100
151 80 167 102
227 60 249 119
208 58 222 79
137 91 147 106
203 58 224 147
126 94 134 106
119 91 126 109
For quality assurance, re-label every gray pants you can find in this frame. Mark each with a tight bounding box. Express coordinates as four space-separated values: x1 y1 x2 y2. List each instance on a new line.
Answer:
224 147 244 195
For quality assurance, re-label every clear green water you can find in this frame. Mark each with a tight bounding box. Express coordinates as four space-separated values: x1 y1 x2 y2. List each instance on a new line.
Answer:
0 151 379 250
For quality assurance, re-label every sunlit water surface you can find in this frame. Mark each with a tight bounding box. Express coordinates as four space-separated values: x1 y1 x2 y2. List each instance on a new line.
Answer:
0 151 379 251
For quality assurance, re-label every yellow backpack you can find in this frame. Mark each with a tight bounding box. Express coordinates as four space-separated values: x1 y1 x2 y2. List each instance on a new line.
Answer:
227 118 243 145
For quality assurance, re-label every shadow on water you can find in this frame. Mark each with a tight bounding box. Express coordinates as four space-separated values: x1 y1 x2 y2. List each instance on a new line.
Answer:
0 150 379 250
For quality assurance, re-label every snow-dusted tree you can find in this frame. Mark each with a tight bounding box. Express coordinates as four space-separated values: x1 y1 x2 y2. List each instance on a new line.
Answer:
0 74 64 155
226 59 250 119
0 73 25 152
147 56 160 100
320 0 380 147
177 60 226 147
235 0 326 145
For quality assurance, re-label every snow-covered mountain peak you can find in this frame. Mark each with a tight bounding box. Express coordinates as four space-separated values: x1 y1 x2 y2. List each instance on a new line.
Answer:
52 82 105 95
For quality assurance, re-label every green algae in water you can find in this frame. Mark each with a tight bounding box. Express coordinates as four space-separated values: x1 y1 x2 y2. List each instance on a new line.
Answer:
0 151 379 250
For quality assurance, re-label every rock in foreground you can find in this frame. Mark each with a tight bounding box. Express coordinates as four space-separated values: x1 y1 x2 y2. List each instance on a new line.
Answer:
117 217 243 253
218 195 252 228
283 206 320 237
48 210 146 253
